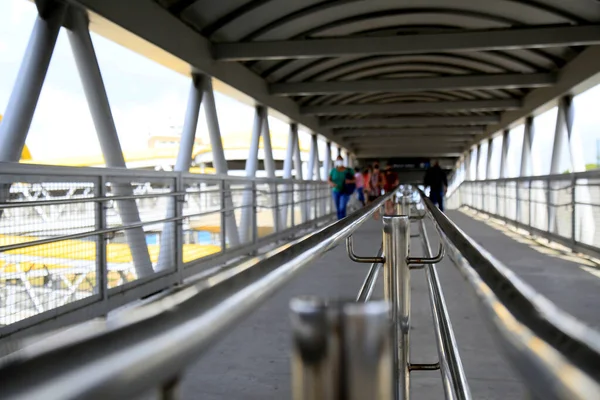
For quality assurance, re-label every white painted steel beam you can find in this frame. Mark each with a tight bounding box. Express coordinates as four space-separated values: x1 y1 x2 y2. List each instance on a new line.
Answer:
69 0 346 146
499 130 510 179
157 73 203 272
301 99 521 116
215 26 600 61
335 127 484 137
520 117 534 177
482 45 600 140
0 2 66 162
356 150 463 158
322 115 499 128
271 74 555 96
202 76 241 247
280 124 296 228
240 106 264 244
68 9 154 278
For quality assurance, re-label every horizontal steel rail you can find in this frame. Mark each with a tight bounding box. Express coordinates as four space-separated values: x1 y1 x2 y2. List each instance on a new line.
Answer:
418 189 600 399
0 191 396 400
450 173 600 259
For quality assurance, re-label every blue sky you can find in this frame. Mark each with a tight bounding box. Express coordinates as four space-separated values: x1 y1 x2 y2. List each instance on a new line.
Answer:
1 0 600 171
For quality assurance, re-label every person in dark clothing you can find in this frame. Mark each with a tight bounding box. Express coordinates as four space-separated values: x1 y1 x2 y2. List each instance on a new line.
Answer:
424 160 448 211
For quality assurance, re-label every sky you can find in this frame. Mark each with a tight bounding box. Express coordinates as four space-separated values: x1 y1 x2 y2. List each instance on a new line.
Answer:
2 0 600 171
0 0 318 162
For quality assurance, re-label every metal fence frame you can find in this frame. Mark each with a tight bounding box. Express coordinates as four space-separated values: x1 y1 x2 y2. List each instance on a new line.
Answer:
448 170 600 260
0 162 334 341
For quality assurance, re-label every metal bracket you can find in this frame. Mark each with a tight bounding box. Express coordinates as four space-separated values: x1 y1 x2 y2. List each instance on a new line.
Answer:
407 242 445 265
409 212 426 220
409 362 440 371
346 236 385 264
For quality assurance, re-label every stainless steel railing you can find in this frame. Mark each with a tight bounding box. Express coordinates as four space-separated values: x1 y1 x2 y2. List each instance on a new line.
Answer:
1 184 599 399
419 188 600 399
448 171 600 259
0 162 333 337
0 191 396 400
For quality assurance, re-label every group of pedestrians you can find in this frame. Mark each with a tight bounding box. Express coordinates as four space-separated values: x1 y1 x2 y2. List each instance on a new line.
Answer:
329 157 449 220
328 156 400 220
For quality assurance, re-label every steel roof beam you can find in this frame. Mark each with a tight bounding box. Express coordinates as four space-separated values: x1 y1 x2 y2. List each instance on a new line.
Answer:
335 127 484 137
355 149 463 158
349 136 472 143
271 74 554 96
301 99 521 115
215 25 600 61
322 115 499 128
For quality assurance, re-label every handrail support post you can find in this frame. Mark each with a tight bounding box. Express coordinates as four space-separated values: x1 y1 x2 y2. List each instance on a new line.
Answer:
383 215 411 399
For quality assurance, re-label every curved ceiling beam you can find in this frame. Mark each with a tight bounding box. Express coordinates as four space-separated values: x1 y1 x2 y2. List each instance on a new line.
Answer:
271 49 542 84
302 98 521 115
195 0 584 40
216 25 600 61
298 89 490 107
320 115 500 128
271 73 554 96
334 127 485 137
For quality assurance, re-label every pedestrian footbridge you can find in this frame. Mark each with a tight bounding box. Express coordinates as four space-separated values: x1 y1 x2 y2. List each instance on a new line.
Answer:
1 0 600 399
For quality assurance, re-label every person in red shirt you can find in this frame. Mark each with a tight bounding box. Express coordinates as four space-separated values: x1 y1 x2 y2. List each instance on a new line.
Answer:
383 163 399 215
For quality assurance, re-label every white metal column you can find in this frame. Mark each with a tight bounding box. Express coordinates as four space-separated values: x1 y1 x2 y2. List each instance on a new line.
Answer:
156 74 203 272
0 1 66 161
293 125 307 223
240 106 263 244
280 124 296 227
520 117 534 177
261 109 280 232
68 10 154 278
201 75 241 247
499 130 510 179
475 143 483 180
323 141 332 181
485 139 493 180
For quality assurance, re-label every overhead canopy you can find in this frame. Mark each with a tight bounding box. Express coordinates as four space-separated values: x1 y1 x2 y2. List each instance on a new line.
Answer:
73 0 600 161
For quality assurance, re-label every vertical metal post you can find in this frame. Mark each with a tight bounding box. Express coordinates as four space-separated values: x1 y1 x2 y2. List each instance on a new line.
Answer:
323 142 332 181
521 117 534 177
160 376 180 400
475 143 482 180
67 9 153 278
261 110 279 232
174 175 184 282
252 181 258 246
96 175 107 302
572 175 576 244
306 134 317 219
0 1 66 162
290 298 393 400
281 124 296 228
382 215 410 400
157 74 203 272
293 127 306 223
220 179 227 251
240 106 263 244
202 75 241 247
499 130 510 179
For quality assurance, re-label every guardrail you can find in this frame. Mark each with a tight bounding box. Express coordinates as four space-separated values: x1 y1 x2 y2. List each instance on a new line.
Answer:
1 184 599 399
421 188 600 399
0 162 333 339
0 189 397 400
448 171 600 259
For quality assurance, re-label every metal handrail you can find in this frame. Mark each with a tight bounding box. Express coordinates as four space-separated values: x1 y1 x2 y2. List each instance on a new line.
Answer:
417 217 470 400
418 189 600 399
0 191 397 400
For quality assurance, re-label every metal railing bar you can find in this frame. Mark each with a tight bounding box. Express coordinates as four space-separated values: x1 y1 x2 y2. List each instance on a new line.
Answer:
419 189 600 399
355 246 383 302
0 191 396 400
417 217 471 400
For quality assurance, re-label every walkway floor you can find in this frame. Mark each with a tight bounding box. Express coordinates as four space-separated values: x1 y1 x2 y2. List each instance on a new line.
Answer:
172 210 600 399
